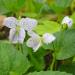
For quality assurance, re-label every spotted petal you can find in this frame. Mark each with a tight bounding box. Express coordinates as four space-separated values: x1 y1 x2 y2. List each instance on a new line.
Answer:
26 36 41 52
42 33 56 44
3 17 18 28
19 18 38 31
9 28 25 44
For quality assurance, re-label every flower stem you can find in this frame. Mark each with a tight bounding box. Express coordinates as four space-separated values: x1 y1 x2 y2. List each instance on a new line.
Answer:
50 42 56 71
50 52 56 71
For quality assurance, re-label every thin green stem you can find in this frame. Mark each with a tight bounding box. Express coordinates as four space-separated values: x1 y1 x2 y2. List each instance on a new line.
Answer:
50 23 66 71
50 24 65 71
50 53 56 71
50 42 56 71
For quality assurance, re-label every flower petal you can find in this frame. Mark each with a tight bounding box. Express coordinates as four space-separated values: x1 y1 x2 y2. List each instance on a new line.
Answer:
61 16 73 28
3 17 18 28
26 36 41 52
9 28 25 44
9 28 18 43
27 31 39 38
18 28 25 44
42 33 56 44
19 18 38 31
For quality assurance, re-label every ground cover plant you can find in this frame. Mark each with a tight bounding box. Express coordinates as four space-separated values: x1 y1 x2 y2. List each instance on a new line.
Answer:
0 0 75 75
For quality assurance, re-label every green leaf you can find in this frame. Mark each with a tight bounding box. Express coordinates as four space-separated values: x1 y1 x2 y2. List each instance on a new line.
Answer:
56 29 75 60
9 71 20 75
0 0 10 14
0 41 30 75
48 29 75 60
71 12 75 25
0 0 26 14
59 62 75 75
24 0 36 13
22 43 28 57
11 52 30 75
42 43 54 51
24 45 45 71
30 47 47 71
35 20 60 35
27 71 72 75
49 0 72 14
43 29 75 60
24 12 38 18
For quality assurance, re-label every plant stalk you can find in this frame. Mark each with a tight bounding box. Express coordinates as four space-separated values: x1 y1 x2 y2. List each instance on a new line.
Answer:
50 53 56 70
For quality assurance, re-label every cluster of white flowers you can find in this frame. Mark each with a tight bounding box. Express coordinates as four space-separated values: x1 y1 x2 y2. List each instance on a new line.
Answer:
3 16 73 52
3 17 56 52
61 16 73 28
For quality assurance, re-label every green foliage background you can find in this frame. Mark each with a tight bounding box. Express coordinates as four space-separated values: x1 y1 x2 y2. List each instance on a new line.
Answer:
0 0 75 75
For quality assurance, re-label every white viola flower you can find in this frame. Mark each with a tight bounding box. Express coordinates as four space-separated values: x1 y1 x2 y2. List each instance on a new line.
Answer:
3 17 25 44
42 33 56 44
61 16 73 28
19 18 38 31
27 36 42 52
3 17 38 44
27 32 42 52
26 33 56 52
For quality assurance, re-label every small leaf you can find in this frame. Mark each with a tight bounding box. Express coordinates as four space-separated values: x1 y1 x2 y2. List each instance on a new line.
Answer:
35 20 60 35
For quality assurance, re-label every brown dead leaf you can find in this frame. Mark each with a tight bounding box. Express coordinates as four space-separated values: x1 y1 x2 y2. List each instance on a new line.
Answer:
0 15 6 29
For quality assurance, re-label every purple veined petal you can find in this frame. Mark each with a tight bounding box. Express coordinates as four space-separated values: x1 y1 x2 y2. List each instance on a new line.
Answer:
18 28 26 44
9 28 25 44
3 17 18 28
42 33 56 44
19 18 38 31
26 36 42 52
61 16 73 28
67 18 73 27
9 28 18 43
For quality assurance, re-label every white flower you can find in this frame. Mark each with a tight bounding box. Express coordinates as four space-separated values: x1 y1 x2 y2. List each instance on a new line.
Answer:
26 33 56 52
61 16 73 28
27 31 42 52
27 36 42 52
42 33 56 44
3 17 38 44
